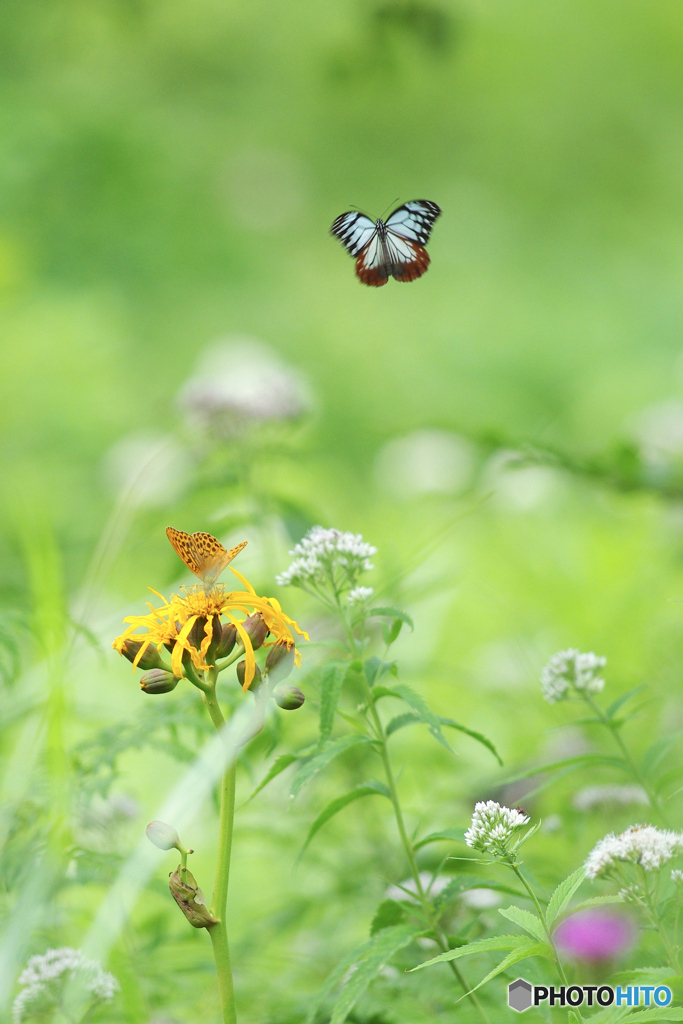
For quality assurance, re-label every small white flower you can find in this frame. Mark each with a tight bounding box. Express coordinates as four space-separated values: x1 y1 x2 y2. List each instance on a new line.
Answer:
573 784 649 812
146 820 181 851
584 824 683 880
670 869 683 885
464 800 530 856
347 586 374 605
13 948 118 1023
276 526 377 591
540 649 606 703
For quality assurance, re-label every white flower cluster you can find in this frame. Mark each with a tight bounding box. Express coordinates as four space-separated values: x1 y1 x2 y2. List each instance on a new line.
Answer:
276 527 377 591
573 784 649 812
540 649 606 703
584 825 683 880
13 948 119 1023
671 869 683 885
347 586 374 605
464 800 530 856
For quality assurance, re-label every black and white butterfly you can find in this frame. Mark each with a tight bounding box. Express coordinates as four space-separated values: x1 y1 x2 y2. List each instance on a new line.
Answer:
330 200 441 286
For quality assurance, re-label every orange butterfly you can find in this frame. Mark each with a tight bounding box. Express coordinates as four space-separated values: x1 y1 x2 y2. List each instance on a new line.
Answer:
166 527 247 585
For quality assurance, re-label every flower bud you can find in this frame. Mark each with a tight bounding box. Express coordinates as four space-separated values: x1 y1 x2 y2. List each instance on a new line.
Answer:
120 639 164 670
146 820 181 851
274 685 305 710
215 623 237 658
240 612 268 650
265 640 295 685
188 616 208 651
140 669 179 694
168 865 217 929
237 660 262 693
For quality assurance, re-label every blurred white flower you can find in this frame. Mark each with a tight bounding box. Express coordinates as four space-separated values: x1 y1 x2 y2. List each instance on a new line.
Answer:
347 586 374 605
671 869 683 885
573 784 649 813
276 526 376 591
179 337 311 438
482 450 561 511
541 814 563 833
464 800 530 856
374 430 476 497
631 400 683 467
384 872 450 901
103 432 191 507
13 948 118 1023
540 649 606 703
460 887 503 909
585 825 683 880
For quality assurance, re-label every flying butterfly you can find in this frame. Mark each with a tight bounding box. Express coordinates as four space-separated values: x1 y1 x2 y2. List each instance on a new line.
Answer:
330 200 441 287
166 527 247 585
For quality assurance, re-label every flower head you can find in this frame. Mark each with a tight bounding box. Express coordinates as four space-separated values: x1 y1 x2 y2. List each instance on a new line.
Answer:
347 586 374 605
554 909 635 962
276 526 376 597
540 649 606 703
573 784 649 813
584 824 683 880
13 948 118 1023
113 565 308 691
464 800 530 857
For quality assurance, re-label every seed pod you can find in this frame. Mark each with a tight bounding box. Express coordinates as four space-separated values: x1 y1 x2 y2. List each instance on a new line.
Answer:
168 865 217 929
240 612 269 650
120 639 165 670
146 820 181 851
215 622 237 659
140 669 179 694
274 685 305 711
237 660 262 693
265 641 295 685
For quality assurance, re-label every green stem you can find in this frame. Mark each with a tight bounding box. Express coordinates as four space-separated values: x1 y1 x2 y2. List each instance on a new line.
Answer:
583 694 670 826
203 668 238 1024
639 868 679 972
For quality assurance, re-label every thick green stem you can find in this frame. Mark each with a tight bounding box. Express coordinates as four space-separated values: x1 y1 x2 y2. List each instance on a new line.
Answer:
202 670 238 1024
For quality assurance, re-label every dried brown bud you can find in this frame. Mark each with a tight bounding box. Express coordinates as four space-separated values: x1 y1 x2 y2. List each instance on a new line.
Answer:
215 622 237 659
168 865 217 929
240 612 269 650
265 641 295 685
120 639 165 670
274 685 305 710
140 669 179 694
237 660 262 692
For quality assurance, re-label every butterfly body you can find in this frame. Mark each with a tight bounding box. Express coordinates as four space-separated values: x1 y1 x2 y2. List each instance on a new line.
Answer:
166 527 247 586
331 200 441 286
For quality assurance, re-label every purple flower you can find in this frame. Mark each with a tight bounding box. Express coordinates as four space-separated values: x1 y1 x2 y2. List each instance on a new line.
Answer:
554 909 635 962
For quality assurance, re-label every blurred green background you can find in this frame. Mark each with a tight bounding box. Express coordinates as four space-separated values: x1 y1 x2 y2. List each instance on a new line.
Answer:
2 0 683 1021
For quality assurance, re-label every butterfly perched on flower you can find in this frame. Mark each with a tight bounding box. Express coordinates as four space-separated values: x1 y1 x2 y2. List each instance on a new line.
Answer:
166 527 247 585
330 200 441 286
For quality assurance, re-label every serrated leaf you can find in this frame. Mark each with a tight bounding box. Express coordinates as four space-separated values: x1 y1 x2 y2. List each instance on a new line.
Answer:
319 661 348 746
546 867 585 927
373 683 452 752
386 711 421 736
363 656 396 687
413 827 468 851
587 1009 683 1024
244 753 299 804
305 924 419 1024
300 782 391 856
370 899 407 935
457 941 554 999
498 905 547 942
368 607 414 630
409 933 533 971
290 734 375 799
439 718 503 765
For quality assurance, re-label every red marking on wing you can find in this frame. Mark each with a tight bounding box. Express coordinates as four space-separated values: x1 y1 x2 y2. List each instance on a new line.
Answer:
391 243 430 282
355 256 390 286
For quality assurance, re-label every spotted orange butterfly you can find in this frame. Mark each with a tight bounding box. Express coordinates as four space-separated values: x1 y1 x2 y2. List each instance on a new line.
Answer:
166 527 247 585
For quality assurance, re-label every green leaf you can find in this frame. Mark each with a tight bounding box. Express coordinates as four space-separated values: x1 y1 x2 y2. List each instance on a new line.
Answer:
290 734 375 798
409 933 533 971
368 607 414 630
498 905 547 942
363 656 396 687
319 661 348 745
370 899 407 935
300 782 391 856
642 733 683 779
434 876 526 910
545 867 585 927
605 685 646 720
373 683 452 752
386 711 421 736
457 941 554 999
554 894 623 920
305 924 419 1024
587 1008 683 1024
244 753 299 804
439 718 503 765
503 753 626 784
413 827 468 851
382 618 404 646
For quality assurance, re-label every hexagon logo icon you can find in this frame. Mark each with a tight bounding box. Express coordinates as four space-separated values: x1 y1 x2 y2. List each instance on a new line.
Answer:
508 978 533 1012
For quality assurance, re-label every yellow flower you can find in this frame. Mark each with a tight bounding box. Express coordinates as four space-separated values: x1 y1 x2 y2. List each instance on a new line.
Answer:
113 567 308 691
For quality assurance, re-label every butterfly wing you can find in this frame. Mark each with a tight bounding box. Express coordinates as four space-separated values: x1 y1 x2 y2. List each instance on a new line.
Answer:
166 527 247 584
330 211 377 257
385 200 441 244
355 231 392 287
384 232 431 282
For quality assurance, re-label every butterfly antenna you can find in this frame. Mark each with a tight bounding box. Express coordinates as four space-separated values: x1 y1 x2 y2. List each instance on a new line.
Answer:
380 197 402 219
